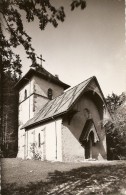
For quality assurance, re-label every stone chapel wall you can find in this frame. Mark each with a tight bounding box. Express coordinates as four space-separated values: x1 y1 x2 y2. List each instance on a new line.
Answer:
62 93 107 161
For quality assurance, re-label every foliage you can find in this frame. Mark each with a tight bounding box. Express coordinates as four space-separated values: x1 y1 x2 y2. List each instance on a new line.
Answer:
1 71 18 157
106 92 126 160
106 92 126 114
30 142 41 160
0 0 86 77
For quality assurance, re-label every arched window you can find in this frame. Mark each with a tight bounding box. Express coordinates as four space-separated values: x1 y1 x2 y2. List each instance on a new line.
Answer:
38 133 41 147
24 89 27 99
48 88 53 100
83 108 90 119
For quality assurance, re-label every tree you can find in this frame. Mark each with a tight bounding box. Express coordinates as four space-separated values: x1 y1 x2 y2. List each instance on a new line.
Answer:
106 93 126 160
106 93 125 114
1 71 19 157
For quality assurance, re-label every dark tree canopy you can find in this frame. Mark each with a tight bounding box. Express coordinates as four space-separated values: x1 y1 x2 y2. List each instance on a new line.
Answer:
106 93 126 160
106 92 126 114
0 0 86 78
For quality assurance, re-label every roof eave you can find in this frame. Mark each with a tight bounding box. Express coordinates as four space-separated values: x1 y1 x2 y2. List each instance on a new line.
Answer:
14 69 34 89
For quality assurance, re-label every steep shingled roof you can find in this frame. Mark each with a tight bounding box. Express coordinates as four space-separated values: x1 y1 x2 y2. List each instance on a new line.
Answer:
22 76 95 129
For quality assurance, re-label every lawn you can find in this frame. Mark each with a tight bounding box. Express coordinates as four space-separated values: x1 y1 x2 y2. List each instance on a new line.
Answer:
1 158 126 195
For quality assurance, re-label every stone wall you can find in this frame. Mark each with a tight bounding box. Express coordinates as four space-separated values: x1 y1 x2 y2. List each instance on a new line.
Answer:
61 124 84 162
62 92 107 161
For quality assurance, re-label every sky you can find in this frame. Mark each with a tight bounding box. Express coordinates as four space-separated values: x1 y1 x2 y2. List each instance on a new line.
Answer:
19 0 125 97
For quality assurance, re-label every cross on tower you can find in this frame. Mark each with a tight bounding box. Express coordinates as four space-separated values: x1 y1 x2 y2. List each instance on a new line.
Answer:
37 54 45 67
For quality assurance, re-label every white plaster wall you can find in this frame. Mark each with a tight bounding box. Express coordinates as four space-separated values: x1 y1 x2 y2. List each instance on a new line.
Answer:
19 95 34 126
45 119 62 161
18 79 35 159
26 126 46 160
18 126 46 160
56 119 62 161
19 79 34 103
17 129 26 158
19 119 62 161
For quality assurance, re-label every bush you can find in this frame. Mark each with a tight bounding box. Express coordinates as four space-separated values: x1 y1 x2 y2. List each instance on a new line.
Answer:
30 142 41 160
105 93 126 160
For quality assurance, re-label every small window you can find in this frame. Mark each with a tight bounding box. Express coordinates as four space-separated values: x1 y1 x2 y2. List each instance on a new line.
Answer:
48 88 53 100
38 133 41 147
24 89 27 99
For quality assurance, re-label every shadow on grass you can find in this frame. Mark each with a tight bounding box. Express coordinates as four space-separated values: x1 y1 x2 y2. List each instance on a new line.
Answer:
2 163 126 195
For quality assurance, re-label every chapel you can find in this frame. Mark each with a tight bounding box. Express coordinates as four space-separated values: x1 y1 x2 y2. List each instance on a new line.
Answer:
15 66 110 162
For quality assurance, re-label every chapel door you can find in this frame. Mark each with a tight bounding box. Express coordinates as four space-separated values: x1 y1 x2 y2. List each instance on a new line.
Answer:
79 119 99 160
85 131 94 159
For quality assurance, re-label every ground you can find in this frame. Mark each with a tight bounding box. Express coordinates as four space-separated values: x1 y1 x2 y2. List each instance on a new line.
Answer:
1 159 126 195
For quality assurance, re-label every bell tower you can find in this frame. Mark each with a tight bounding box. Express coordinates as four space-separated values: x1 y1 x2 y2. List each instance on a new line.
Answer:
15 66 70 159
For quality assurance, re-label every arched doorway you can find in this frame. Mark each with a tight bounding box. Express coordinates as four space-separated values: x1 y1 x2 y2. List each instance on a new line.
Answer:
85 131 94 159
79 119 99 160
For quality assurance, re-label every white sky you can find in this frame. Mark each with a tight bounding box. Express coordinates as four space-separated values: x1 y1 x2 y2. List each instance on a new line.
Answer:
19 0 125 97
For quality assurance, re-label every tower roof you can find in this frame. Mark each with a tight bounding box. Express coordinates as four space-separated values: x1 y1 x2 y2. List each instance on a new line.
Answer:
15 67 70 90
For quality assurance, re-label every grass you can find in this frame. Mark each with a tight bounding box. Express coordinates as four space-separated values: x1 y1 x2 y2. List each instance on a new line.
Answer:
1 158 126 195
